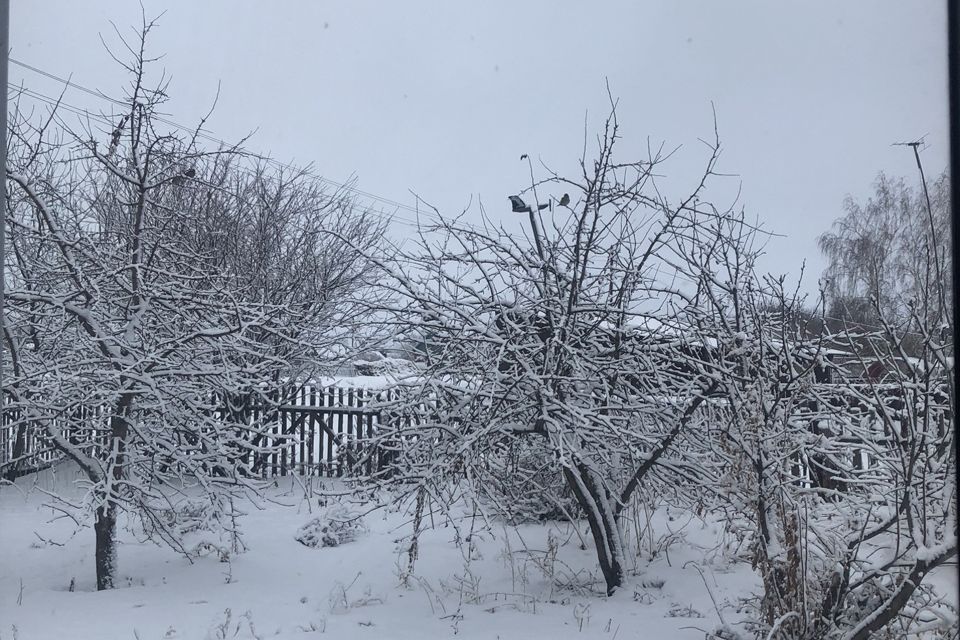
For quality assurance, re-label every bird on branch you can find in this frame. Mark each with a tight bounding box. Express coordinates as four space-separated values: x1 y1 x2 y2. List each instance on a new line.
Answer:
509 195 548 213
559 193 570 207
108 115 129 155
172 166 197 186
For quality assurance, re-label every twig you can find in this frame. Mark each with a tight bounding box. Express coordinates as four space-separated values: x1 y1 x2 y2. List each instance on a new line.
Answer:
683 561 726 627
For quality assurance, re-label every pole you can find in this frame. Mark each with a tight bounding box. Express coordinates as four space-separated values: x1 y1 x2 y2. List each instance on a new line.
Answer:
948 0 960 540
0 0 9 418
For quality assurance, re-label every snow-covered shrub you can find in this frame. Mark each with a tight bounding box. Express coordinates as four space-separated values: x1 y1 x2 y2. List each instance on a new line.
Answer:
352 351 417 376
693 261 957 639
295 506 368 548
482 440 582 524
171 499 222 535
141 497 224 539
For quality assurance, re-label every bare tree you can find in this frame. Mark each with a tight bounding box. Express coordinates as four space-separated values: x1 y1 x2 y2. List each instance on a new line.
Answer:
2 19 382 589
350 102 740 595
166 156 388 375
698 203 955 637
151 153 389 469
819 170 951 330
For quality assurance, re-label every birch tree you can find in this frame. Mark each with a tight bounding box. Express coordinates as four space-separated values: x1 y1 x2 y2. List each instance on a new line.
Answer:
819 170 951 328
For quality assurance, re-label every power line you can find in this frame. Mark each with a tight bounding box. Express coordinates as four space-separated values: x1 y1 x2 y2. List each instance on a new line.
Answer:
12 58 127 108
8 58 439 227
8 78 554 254
4 83 700 292
7 58 588 243
7 80 936 337
8 75 545 243
13 85 113 127
10 57 421 214
7 81 430 231
11 59 839 306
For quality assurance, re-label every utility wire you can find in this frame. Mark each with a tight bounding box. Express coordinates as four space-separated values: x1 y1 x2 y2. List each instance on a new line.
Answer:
8 74 541 242
17 59 922 334
7 81 426 230
13 57 424 215
8 58 439 227
8 58 586 243
11 57 423 214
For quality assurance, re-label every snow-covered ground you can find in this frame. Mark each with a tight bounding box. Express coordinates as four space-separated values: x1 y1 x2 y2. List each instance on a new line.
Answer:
0 465 780 640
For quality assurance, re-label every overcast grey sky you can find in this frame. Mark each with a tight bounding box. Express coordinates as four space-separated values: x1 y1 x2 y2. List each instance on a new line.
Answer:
11 1 950 296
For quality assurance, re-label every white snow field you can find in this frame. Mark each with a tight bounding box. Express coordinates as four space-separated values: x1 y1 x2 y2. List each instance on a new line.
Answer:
0 464 787 640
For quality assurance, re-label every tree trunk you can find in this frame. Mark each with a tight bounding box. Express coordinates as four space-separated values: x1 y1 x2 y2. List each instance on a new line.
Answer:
94 502 118 590
564 463 625 595
846 545 958 640
96 393 133 591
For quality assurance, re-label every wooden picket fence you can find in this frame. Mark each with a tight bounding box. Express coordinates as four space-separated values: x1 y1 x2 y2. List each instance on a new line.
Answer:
0 384 401 480
242 384 402 478
2 382 946 487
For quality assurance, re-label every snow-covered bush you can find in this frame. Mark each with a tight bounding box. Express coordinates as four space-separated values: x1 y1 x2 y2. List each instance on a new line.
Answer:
134 495 245 562
295 506 368 548
686 243 956 639
150 498 223 537
352 352 417 376
483 440 582 524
